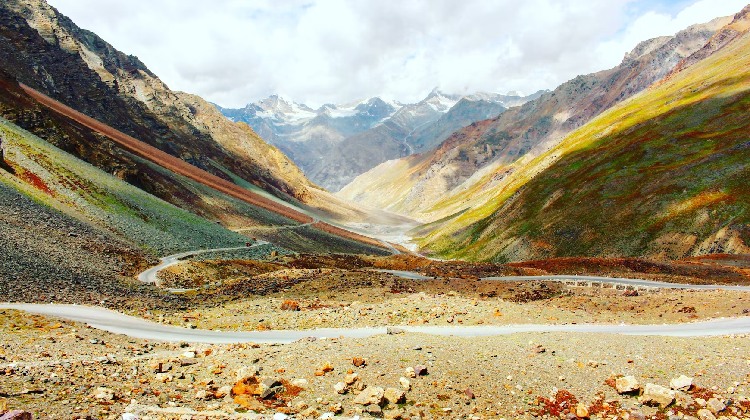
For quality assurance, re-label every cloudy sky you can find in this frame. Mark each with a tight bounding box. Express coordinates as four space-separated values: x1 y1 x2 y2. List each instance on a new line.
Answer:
47 0 747 108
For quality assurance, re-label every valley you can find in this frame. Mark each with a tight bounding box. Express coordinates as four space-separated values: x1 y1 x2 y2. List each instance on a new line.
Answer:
2 0 750 419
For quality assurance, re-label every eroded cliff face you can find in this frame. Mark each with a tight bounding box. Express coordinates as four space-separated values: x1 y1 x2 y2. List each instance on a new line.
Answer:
0 0 313 204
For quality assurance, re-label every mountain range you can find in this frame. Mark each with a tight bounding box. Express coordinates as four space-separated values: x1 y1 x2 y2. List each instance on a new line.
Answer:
220 90 541 190
340 7 750 262
2 0 750 269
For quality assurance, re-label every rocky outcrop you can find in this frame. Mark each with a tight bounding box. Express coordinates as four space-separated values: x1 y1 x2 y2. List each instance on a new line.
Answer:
667 7 750 78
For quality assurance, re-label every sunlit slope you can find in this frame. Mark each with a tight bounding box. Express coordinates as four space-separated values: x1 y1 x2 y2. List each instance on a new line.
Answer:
339 18 727 222
0 118 253 255
420 30 750 261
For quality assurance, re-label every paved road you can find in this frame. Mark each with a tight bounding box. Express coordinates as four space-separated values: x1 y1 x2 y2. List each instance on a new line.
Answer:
481 275 750 291
1 304 749 344
373 269 433 280
380 271 750 291
137 242 269 288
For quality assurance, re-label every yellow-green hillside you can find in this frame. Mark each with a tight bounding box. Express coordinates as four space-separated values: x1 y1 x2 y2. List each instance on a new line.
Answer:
420 29 750 262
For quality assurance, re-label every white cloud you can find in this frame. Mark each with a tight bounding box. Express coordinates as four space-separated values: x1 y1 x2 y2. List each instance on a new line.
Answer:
46 0 748 107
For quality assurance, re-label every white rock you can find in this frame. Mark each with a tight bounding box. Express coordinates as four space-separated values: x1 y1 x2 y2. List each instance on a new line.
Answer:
154 372 173 383
121 413 138 420
93 387 114 401
615 375 640 394
670 375 693 391
640 383 675 407
706 397 725 414
353 386 384 406
235 365 260 380
345 373 359 385
404 367 416 378
272 413 289 420
215 385 232 399
292 378 308 387
334 382 347 394
399 377 411 390
384 387 406 404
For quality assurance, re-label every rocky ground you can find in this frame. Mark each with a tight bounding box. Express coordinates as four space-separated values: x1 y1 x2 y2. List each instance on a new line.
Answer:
148 253 750 331
3 252 750 419
1 309 750 419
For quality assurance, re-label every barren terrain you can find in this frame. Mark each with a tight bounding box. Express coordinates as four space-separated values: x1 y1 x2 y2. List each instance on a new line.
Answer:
3 253 750 419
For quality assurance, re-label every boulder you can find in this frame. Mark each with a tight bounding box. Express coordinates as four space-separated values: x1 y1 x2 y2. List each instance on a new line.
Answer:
353 386 384 406
384 387 406 404
669 375 693 391
260 378 282 393
413 365 428 376
365 404 382 415
640 383 675 407
260 386 283 400
333 382 347 394
615 376 640 394
344 373 358 385
706 397 725 415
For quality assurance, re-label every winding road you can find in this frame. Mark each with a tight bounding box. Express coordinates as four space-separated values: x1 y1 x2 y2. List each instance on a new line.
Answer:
137 242 269 289
1 304 749 344
379 270 750 291
2 248 748 344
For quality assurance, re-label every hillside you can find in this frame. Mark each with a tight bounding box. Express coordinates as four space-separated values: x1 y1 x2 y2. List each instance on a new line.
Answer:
0 0 385 227
419 7 750 262
338 17 729 220
0 115 263 305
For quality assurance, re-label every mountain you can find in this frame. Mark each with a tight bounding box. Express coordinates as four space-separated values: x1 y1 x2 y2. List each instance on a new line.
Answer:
338 16 730 222
0 0 401 255
220 90 538 191
218 95 401 191
0 0 400 230
416 6 750 261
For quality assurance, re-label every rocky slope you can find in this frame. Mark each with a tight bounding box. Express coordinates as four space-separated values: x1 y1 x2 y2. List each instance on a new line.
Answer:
419 8 750 262
222 90 536 191
0 0 382 227
339 17 730 220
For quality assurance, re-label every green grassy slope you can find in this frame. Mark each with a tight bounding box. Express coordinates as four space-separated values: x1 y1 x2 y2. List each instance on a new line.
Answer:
422 30 750 262
0 117 252 255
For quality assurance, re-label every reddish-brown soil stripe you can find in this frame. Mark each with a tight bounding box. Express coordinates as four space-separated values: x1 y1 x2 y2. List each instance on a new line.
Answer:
311 221 386 249
391 243 412 254
20 83 390 251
